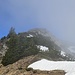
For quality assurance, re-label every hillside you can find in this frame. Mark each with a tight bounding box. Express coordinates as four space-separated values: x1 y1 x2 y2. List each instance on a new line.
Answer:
0 28 74 65
0 28 75 75
0 55 65 75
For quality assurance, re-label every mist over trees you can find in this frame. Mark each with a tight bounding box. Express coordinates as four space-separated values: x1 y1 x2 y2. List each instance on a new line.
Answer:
1 27 69 66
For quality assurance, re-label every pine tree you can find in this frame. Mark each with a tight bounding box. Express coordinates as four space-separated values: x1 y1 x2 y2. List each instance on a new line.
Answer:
7 27 16 38
2 34 18 66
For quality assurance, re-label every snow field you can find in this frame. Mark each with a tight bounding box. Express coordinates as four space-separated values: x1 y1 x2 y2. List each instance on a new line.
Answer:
27 34 33 38
28 59 75 75
37 45 49 52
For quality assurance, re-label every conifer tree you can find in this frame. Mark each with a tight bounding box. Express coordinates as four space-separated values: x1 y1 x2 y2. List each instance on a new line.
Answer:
7 27 16 38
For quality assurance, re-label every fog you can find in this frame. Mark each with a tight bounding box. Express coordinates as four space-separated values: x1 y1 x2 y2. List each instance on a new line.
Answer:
0 0 75 43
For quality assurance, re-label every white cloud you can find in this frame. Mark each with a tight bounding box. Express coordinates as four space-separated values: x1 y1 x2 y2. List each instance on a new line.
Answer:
0 0 75 42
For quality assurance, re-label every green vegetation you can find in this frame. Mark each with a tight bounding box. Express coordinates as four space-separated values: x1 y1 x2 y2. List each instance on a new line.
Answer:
7 27 16 38
2 28 39 66
26 68 33 71
1 27 67 66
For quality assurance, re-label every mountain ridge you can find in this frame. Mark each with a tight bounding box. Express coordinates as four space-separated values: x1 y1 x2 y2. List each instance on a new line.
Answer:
0 28 74 75
0 28 73 64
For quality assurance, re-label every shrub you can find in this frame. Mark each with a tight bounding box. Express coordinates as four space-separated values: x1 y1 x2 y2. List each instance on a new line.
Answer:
33 70 37 73
18 67 23 70
26 68 33 71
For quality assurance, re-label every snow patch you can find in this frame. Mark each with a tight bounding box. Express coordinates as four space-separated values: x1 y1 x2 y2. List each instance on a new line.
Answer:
61 51 66 57
27 34 33 38
37 45 49 52
28 59 75 75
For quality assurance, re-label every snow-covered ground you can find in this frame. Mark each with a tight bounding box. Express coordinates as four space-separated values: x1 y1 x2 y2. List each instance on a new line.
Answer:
28 59 75 75
27 34 33 38
37 45 49 52
61 51 66 57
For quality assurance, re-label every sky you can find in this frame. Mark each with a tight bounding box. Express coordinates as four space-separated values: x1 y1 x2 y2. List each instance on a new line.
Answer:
0 0 75 43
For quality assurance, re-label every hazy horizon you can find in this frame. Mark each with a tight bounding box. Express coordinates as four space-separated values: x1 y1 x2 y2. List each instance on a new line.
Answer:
0 0 75 43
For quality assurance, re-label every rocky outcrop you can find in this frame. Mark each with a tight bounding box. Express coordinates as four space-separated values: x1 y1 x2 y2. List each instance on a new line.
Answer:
0 44 8 62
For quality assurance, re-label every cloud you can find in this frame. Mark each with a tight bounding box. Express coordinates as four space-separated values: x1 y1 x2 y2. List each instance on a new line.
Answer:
0 0 75 42
0 0 39 27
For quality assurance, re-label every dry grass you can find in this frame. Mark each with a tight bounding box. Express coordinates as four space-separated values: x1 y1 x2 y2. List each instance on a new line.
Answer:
0 55 65 75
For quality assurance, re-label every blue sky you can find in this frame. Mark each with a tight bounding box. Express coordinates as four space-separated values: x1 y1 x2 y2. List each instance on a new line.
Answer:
0 0 75 43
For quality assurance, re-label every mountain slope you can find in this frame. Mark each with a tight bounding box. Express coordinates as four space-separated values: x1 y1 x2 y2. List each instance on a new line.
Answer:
0 55 65 75
28 28 75 60
18 28 70 60
0 28 74 66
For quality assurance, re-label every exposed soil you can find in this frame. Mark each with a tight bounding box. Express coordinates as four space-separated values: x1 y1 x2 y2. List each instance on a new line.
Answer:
0 55 66 75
